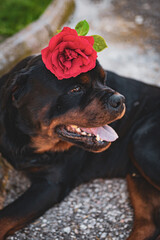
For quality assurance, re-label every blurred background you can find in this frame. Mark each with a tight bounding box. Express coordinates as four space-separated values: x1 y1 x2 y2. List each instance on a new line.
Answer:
0 0 52 37
0 0 160 239
0 0 160 84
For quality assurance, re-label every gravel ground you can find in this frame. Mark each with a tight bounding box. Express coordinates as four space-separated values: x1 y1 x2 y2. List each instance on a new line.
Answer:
2 0 160 239
6 171 133 240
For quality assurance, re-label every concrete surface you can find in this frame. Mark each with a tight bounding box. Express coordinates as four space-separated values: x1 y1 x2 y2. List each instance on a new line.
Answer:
2 0 160 239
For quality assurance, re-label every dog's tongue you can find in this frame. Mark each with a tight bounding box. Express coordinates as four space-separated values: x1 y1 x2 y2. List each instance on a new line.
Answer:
81 125 118 142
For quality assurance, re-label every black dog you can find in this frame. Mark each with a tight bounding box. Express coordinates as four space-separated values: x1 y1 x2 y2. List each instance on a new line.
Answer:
0 55 160 240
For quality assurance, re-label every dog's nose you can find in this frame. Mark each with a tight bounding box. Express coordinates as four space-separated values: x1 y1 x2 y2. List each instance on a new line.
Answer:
108 93 125 109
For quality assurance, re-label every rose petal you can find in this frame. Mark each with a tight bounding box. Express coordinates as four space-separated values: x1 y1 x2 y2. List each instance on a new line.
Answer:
70 58 81 74
62 27 78 36
41 46 50 64
46 52 54 70
75 49 88 59
49 27 78 51
62 34 77 43
82 56 90 65
65 49 78 60
51 49 59 68
80 36 94 46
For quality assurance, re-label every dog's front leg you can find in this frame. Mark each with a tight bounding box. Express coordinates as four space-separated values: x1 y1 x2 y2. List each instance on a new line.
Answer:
0 177 65 240
127 174 160 240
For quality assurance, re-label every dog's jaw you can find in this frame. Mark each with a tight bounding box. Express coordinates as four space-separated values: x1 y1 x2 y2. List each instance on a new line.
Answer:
55 124 113 153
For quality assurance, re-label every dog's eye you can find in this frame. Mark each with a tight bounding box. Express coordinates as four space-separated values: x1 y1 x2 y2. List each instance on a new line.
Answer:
70 86 82 93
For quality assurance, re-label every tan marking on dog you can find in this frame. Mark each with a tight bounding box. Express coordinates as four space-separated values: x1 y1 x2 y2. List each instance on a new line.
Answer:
31 135 54 153
37 104 51 119
98 66 106 80
131 157 160 191
31 133 73 153
80 73 90 84
118 104 126 119
127 175 160 240
54 141 74 152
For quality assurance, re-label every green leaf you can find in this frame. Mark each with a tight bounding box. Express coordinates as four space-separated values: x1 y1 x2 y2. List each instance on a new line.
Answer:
57 29 61 33
75 20 89 36
92 35 108 52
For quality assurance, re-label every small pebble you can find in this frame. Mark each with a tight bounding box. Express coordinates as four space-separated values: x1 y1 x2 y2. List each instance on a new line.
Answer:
63 226 71 234
135 15 144 25
101 232 107 238
80 224 87 230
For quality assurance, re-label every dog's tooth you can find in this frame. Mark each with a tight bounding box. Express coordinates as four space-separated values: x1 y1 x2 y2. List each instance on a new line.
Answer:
82 132 87 135
96 134 100 141
67 126 71 131
76 128 81 133
88 133 91 136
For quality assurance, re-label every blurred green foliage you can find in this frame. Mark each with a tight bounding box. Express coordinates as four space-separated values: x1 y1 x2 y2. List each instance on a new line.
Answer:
0 0 52 36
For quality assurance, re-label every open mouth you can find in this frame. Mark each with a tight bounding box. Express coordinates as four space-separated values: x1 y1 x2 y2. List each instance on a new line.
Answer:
55 124 118 152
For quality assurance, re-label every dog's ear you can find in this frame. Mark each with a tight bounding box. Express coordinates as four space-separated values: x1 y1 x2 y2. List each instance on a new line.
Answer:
11 72 29 108
2 55 40 108
0 56 34 82
9 56 35 108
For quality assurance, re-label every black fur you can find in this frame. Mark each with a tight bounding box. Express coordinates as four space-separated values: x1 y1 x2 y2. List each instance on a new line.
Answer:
0 55 160 240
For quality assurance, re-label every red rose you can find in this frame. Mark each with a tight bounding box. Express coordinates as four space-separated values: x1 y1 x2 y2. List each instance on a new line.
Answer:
41 27 97 80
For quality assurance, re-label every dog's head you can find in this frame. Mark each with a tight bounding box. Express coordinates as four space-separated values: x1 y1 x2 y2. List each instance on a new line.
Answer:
0 55 125 155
